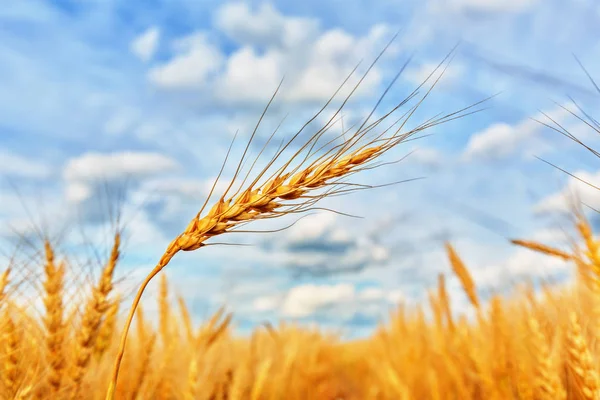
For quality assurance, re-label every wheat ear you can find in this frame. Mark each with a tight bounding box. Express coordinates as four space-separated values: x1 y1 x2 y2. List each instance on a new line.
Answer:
445 243 480 310
437 273 454 332
42 241 66 396
105 40 485 399
565 312 599 400
2 307 19 398
528 316 565 400
0 267 10 307
71 232 120 398
94 296 120 360
510 239 572 261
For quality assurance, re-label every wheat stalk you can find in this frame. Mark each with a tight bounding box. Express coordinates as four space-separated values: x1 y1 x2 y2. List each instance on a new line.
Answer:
105 39 484 398
445 243 480 310
129 306 155 400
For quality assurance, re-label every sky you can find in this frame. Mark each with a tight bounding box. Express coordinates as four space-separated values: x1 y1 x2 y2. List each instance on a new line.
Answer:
1 0 600 338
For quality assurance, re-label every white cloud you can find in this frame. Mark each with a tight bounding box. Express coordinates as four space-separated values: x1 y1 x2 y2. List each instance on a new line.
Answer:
432 0 539 14
0 150 52 178
150 3 392 105
63 151 179 182
286 212 336 242
404 61 463 87
529 227 570 244
131 27 160 62
215 46 283 103
62 151 180 203
283 25 390 103
534 169 600 214
214 2 318 48
282 283 354 317
254 282 405 318
463 120 538 161
264 213 391 275
471 248 571 289
408 147 444 167
140 176 228 200
148 32 224 88
213 24 388 104
462 105 574 161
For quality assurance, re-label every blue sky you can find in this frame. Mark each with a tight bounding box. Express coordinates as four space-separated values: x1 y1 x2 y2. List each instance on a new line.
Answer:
1 0 600 338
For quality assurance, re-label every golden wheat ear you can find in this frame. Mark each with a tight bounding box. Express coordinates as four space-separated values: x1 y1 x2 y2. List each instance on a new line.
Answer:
105 37 488 399
510 239 572 261
41 240 66 397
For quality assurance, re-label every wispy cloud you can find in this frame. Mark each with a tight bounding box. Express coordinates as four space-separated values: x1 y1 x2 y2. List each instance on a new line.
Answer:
130 27 161 62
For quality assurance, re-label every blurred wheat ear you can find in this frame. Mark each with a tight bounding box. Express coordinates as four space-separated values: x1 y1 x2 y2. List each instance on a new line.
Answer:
106 36 490 400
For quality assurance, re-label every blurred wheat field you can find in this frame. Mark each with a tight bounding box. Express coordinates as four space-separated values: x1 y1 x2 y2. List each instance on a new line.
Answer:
2 212 600 399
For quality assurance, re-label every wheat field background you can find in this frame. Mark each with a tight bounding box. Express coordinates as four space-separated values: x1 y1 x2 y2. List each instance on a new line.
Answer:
4 212 600 399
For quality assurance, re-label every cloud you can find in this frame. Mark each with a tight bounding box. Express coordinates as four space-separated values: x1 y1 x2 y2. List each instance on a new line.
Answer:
282 25 390 103
130 27 160 62
149 3 392 105
148 32 224 89
431 0 539 14
407 146 444 168
214 2 319 49
462 105 574 161
261 213 390 276
127 175 234 237
534 169 600 215
63 151 180 203
215 46 283 103
0 150 53 178
471 247 571 290
63 151 179 183
138 176 227 200
404 61 463 87
463 120 538 160
253 282 405 318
